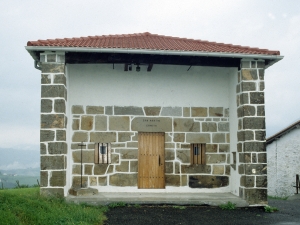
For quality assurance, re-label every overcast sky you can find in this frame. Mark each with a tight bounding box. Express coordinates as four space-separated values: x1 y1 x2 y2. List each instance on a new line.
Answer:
0 0 299 151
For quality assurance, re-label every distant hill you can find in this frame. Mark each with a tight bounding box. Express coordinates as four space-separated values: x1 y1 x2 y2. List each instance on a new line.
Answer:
0 167 39 177
0 171 40 189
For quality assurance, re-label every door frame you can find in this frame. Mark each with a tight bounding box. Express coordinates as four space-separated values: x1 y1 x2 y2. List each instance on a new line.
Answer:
138 132 165 189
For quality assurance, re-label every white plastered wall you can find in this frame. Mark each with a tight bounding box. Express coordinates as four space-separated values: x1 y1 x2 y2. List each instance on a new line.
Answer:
267 128 300 197
66 63 237 193
67 64 233 107
228 69 239 196
65 65 71 196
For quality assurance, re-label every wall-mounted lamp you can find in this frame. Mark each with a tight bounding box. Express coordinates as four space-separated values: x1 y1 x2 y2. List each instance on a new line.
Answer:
136 64 140 72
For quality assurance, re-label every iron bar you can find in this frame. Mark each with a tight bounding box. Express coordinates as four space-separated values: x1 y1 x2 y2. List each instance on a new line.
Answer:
296 174 299 194
78 142 86 188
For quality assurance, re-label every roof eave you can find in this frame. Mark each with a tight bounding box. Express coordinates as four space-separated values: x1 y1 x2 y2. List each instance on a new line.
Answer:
266 120 300 145
25 46 284 68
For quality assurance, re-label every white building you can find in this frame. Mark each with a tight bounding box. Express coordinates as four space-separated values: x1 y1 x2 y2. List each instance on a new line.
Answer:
267 120 300 197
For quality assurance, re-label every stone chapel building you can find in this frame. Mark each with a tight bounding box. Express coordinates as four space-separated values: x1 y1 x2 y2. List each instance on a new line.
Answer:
26 32 282 205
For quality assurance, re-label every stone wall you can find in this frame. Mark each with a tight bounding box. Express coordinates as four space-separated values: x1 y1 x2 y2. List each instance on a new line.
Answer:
70 105 231 189
236 60 267 204
40 52 67 196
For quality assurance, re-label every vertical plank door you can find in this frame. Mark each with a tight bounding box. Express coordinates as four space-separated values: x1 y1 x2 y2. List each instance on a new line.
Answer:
138 132 165 189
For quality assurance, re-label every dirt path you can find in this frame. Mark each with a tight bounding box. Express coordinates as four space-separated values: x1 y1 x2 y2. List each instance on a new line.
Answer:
104 199 300 225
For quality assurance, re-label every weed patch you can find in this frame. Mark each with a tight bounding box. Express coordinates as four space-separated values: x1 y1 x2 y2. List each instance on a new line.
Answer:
219 201 236 210
173 205 186 210
264 205 279 213
108 202 127 208
268 195 288 200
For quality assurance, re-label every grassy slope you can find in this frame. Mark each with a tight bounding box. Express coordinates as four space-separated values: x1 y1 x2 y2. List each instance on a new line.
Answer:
0 188 107 225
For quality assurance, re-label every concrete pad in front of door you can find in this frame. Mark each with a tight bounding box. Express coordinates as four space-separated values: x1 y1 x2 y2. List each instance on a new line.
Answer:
66 192 249 207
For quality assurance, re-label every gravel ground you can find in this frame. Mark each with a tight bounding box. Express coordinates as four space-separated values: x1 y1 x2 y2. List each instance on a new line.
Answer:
104 198 300 225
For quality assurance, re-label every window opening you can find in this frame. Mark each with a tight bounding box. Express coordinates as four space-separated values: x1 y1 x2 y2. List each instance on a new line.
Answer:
94 143 111 164
190 143 206 165
100 146 106 155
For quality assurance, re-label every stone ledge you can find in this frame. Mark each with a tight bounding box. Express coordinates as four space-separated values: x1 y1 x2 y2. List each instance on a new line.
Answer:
66 192 249 207
69 187 98 196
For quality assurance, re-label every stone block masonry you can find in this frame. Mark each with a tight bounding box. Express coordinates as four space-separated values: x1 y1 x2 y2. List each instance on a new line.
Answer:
40 52 67 197
237 59 267 205
71 105 231 189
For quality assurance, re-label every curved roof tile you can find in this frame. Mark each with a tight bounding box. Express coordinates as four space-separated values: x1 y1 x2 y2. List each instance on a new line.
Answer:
27 32 280 55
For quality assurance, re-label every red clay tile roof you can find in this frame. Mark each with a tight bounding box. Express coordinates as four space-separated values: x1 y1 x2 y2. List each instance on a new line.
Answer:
27 32 280 56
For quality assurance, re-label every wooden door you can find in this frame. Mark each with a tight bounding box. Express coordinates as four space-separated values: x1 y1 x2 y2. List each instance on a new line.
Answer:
138 132 165 189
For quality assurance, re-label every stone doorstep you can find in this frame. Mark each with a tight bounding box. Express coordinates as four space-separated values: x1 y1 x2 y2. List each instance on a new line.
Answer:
69 187 98 196
66 192 249 207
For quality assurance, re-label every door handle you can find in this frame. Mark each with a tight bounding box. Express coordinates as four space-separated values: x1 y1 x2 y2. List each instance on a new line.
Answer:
159 155 161 166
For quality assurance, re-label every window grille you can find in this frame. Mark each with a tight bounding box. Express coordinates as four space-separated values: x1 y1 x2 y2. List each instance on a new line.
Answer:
190 143 206 165
94 143 111 164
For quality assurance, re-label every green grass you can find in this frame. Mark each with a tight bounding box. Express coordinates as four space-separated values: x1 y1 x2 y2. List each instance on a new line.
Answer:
173 205 186 210
264 205 279 213
0 174 39 189
268 195 288 200
133 204 141 208
0 188 108 225
108 202 127 208
219 201 236 210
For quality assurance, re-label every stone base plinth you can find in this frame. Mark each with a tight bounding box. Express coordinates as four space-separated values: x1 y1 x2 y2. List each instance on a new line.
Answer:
69 187 98 196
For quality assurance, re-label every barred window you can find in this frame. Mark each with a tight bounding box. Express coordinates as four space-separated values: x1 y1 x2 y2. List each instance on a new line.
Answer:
94 143 111 164
190 143 206 165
